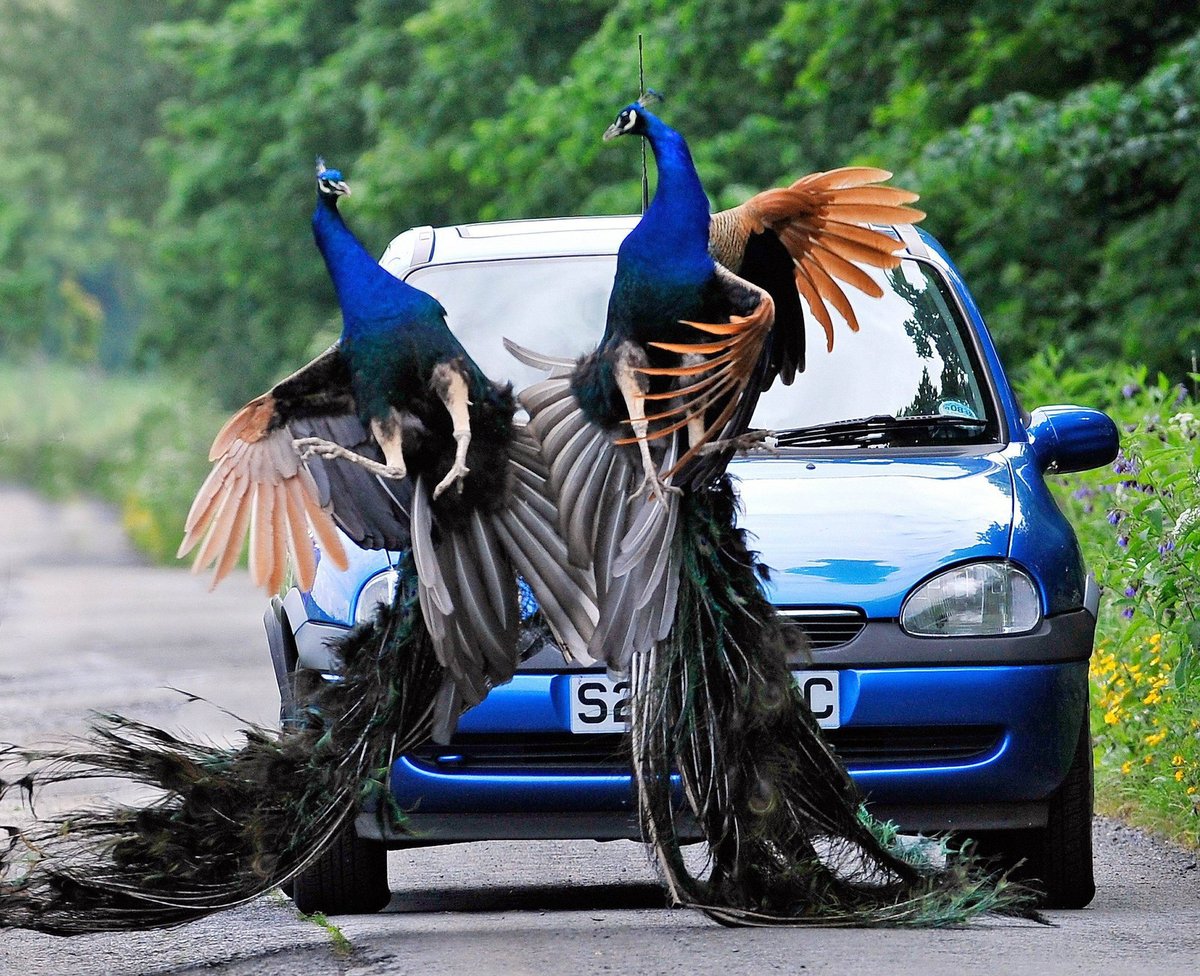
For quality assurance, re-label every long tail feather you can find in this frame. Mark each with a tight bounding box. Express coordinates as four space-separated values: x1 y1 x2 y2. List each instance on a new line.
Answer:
0 555 441 935
629 478 1045 925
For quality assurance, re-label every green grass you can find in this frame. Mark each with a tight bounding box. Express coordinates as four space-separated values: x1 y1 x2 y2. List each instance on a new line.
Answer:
298 910 353 956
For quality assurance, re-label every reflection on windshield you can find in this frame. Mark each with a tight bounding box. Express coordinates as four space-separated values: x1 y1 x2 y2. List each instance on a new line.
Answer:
407 255 993 434
752 262 991 431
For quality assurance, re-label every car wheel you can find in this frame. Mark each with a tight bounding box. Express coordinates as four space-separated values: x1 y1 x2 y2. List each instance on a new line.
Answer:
969 720 1095 909
289 817 391 916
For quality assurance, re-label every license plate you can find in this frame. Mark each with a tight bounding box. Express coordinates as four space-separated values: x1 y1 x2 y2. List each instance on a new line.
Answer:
568 670 840 733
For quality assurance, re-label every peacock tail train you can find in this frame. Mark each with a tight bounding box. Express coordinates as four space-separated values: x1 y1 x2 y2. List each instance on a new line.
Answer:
0 553 438 935
629 477 1042 926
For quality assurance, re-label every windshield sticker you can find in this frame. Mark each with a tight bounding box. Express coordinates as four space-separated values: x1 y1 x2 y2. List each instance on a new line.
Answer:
937 399 978 420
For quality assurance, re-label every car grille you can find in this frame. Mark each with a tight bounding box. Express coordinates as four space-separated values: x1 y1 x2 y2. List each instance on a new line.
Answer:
409 725 1003 772
777 608 867 650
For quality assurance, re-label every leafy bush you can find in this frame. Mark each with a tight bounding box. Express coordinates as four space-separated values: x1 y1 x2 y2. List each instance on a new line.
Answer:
1019 352 1200 842
0 360 224 562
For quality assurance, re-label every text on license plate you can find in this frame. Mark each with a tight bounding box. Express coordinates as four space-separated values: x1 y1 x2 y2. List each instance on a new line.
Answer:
568 671 840 733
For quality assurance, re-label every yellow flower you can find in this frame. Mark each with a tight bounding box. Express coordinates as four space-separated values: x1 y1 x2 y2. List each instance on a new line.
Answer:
1188 786 1197 795
1145 754 1155 765
1176 769 1185 782
1172 754 1186 767
1143 690 1162 705
1104 707 1122 725
1121 761 1133 775
1146 731 1167 747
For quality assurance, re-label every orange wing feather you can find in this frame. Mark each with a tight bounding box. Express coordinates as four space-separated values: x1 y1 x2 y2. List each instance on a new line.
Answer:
716 166 925 353
178 394 348 592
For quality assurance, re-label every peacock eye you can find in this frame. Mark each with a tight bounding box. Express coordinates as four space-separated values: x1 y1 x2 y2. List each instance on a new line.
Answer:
624 110 638 130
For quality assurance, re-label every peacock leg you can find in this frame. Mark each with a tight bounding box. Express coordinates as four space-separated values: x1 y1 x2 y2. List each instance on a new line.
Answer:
430 361 473 499
614 343 680 504
680 353 708 451
293 407 407 479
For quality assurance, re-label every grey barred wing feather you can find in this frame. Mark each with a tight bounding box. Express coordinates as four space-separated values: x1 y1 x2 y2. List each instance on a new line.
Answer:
177 346 356 593
410 477 521 742
709 166 925 373
506 339 681 675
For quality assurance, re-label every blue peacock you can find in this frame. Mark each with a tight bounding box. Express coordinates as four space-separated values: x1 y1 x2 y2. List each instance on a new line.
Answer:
512 96 1039 925
0 161 593 933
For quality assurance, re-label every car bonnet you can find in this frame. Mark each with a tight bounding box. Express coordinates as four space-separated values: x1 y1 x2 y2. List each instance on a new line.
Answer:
732 452 1015 619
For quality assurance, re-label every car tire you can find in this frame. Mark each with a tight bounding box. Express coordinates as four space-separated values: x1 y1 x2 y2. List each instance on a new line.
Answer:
969 720 1095 909
289 817 391 916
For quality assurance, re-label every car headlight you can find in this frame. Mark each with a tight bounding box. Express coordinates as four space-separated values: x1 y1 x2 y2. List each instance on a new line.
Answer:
354 569 398 625
900 562 1041 637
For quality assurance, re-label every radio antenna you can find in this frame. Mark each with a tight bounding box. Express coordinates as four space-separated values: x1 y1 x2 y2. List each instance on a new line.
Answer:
639 34 649 213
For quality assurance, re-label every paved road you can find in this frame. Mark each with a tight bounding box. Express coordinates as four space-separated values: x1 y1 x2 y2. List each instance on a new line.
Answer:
0 486 1197 975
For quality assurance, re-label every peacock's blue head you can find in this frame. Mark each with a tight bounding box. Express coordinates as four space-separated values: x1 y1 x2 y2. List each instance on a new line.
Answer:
315 158 351 199
603 91 664 142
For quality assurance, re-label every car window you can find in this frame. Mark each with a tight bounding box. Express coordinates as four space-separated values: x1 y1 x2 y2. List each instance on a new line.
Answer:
753 261 998 439
407 255 615 391
408 254 997 443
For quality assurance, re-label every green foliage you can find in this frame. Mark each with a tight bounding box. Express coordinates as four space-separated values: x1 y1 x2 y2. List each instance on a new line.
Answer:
1018 353 1200 844
0 361 224 562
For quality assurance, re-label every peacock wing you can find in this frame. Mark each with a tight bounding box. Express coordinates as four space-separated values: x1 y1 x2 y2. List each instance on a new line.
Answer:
177 345 356 593
711 167 925 374
626 263 775 487
410 476 521 742
504 339 680 675
290 411 413 552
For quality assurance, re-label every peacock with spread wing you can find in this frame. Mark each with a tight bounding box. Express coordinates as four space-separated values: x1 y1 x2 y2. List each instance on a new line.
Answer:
0 161 594 934
511 95 1037 925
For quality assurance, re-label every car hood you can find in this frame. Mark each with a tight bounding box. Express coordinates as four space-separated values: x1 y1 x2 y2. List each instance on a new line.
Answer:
731 453 1015 618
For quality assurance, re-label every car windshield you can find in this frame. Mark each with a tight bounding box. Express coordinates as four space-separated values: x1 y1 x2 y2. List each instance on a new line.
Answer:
407 253 998 446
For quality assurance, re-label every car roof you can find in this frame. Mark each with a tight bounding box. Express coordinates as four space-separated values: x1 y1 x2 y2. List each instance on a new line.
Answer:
380 213 922 278
379 215 641 276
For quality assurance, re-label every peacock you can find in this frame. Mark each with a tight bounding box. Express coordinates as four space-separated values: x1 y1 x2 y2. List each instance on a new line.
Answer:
0 160 594 934
509 95 1038 925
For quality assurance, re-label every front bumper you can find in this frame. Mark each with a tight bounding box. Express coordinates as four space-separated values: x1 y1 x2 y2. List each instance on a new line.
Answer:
352 610 1094 844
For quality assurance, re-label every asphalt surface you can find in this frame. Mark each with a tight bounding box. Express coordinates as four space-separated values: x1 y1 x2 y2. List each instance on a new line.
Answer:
0 485 1198 975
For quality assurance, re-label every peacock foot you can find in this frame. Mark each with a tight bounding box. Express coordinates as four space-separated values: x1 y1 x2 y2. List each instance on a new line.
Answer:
292 437 407 480
432 461 470 499
697 428 779 455
630 467 682 505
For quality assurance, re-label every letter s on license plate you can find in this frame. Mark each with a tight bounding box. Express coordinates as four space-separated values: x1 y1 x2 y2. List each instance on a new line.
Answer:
568 670 840 733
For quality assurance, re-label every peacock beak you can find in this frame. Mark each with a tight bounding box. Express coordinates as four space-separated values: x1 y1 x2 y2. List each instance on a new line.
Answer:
602 122 624 142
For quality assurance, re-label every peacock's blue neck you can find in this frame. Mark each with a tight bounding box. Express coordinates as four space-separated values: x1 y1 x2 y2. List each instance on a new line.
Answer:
312 195 438 339
621 113 711 277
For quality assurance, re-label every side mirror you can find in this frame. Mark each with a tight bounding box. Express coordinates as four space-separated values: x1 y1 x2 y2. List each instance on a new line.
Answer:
1027 405 1119 474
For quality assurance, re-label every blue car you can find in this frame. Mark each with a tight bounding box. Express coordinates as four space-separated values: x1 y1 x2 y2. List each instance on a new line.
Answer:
265 215 1118 914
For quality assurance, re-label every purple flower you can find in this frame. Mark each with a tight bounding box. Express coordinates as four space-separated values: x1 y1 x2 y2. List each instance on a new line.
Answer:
1122 383 1141 399
1176 385 1189 406
1107 511 1123 525
1160 540 1176 554
1121 607 1135 619
1124 585 1138 598
1072 486 1093 500
1117 535 1129 548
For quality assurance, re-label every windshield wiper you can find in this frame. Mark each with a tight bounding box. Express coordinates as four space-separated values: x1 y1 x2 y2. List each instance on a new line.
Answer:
771 414 988 447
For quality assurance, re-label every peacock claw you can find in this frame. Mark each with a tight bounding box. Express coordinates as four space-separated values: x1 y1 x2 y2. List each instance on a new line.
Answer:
432 462 470 499
292 437 407 480
697 428 779 456
631 469 682 505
